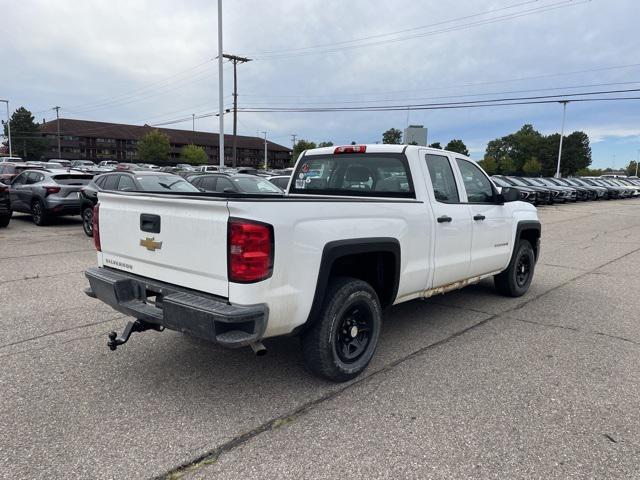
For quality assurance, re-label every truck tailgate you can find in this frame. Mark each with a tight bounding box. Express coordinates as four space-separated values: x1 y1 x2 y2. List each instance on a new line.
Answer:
97 193 229 297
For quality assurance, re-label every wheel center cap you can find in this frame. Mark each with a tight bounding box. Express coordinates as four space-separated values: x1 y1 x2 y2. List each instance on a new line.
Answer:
350 326 359 338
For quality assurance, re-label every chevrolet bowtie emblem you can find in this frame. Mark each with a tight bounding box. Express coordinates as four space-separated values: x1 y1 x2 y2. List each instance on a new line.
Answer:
140 237 162 252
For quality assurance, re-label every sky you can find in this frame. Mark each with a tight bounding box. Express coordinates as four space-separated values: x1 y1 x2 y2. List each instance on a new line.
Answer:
1 0 639 168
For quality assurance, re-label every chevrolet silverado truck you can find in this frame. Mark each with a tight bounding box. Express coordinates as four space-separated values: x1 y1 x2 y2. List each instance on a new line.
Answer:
85 145 540 382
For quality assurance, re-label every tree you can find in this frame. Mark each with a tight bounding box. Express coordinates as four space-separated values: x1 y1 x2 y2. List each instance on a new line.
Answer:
293 139 316 161
428 142 442 149
626 161 638 176
3 107 47 160
317 141 334 148
382 128 402 145
181 144 208 165
478 157 497 174
497 156 516 175
445 139 469 156
138 129 171 163
522 158 542 176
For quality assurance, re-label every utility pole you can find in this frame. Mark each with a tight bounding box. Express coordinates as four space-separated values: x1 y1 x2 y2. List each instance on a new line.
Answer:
636 149 639 177
53 106 61 158
192 113 195 140
262 131 268 170
0 99 11 157
222 54 252 167
290 134 297 166
555 100 569 178
217 0 224 167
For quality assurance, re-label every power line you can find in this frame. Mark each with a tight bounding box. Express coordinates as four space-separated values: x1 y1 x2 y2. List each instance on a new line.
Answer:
250 0 588 60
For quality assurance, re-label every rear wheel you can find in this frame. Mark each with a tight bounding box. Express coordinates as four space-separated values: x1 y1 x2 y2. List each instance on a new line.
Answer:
0 210 11 228
82 207 94 237
494 239 535 297
31 200 48 226
301 277 381 382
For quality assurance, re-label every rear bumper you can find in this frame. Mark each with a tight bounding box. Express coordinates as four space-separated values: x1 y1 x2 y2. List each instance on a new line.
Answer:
85 267 267 347
45 196 82 215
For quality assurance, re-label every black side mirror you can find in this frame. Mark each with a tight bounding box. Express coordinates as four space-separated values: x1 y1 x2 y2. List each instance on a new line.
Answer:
496 186 520 203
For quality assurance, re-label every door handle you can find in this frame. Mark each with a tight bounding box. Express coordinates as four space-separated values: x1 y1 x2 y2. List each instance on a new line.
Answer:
473 214 486 221
437 215 452 223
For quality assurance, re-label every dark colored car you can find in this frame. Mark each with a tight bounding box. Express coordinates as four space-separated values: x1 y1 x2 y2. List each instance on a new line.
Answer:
79 171 199 236
8 169 93 225
0 182 11 227
497 176 553 205
564 178 606 199
491 176 538 205
580 178 621 199
546 177 591 201
534 177 578 201
552 177 597 200
0 163 42 184
189 173 283 194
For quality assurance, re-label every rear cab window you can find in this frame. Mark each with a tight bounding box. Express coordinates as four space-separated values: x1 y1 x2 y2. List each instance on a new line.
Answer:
289 153 414 198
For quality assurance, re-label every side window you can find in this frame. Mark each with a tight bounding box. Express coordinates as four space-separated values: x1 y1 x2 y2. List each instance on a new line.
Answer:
117 175 136 191
102 175 119 191
425 154 459 203
95 176 106 188
27 172 44 184
215 177 234 193
191 177 202 188
13 172 28 185
456 159 494 203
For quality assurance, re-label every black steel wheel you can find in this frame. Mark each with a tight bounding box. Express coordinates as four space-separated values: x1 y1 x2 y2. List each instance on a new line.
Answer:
302 277 381 382
82 207 94 237
494 239 536 297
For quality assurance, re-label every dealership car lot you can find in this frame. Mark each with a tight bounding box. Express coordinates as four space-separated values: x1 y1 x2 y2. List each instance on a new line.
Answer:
2 200 640 479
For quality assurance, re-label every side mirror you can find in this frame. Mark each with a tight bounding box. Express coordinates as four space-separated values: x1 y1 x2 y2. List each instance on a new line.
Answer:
496 186 520 203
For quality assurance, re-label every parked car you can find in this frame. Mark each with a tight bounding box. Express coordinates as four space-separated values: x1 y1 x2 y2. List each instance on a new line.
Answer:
598 178 631 198
189 173 283 194
0 182 11 227
85 144 540 381
267 175 291 190
175 163 195 171
491 176 537 205
71 160 96 170
79 171 200 236
194 165 221 173
47 159 72 168
0 163 42 184
97 161 119 169
580 178 621 199
563 178 605 199
551 177 595 200
8 169 93 225
534 178 577 201
495 176 552 205
0 156 23 163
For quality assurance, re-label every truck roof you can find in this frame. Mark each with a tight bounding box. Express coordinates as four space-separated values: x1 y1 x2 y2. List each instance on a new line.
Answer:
303 144 472 159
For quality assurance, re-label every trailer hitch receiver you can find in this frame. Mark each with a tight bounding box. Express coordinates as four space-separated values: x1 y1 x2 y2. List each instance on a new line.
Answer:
107 320 164 351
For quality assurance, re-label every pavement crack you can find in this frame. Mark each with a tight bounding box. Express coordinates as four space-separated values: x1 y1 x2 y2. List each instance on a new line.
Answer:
0 269 87 285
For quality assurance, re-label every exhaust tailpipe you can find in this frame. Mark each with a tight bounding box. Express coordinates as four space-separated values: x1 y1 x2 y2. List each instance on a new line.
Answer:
250 341 267 356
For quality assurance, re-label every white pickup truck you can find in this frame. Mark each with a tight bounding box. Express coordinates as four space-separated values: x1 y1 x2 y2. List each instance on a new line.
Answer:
85 145 540 381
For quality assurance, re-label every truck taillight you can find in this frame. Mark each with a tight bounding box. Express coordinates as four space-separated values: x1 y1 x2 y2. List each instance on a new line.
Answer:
228 219 273 283
334 145 366 154
93 204 101 251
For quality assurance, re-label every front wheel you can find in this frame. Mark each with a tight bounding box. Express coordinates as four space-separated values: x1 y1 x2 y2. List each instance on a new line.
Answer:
0 211 11 228
494 239 535 297
301 277 381 382
81 207 94 237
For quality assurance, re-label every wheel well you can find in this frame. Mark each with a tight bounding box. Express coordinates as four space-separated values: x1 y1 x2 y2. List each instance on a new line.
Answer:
328 251 397 308
519 228 540 259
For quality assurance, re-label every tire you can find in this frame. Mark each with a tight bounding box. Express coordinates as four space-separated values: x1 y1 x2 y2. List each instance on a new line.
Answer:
81 207 94 237
31 199 48 226
0 211 11 228
494 239 536 297
301 277 382 382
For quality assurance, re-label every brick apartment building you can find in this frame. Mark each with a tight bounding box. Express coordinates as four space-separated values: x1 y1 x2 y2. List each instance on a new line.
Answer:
39 118 292 168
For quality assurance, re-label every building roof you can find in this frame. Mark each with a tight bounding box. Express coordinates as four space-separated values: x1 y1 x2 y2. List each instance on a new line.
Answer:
40 118 290 152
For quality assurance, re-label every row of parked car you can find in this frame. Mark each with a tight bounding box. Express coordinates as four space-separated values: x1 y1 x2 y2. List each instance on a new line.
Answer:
1 155 638 232
490 175 640 205
0 158 293 231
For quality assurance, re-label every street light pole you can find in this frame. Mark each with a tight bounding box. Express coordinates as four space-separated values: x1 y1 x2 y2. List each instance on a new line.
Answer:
636 149 639 177
555 100 569 178
262 131 267 170
217 0 224 167
0 100 11 157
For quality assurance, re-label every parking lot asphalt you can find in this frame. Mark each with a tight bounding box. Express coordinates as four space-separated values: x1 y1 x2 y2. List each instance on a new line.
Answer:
1 200 640 479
